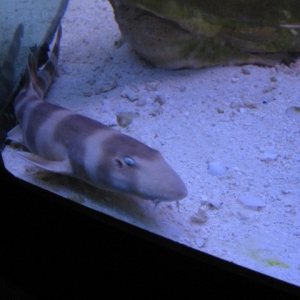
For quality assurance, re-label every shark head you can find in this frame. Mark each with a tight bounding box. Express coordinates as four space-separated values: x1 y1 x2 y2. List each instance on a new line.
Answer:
83 130 188 202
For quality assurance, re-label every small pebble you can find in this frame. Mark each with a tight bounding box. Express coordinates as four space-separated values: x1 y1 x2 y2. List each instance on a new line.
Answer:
116 112 137 127
95 77 117 93
285 106 300 120
241 67 250 75
237 211 250 220
201 198 223 209
195 237 206 248
270 76 277 82
154 94 166 106
121 86 139 101
208 200 223 209
242 100 256 109
238 195 265 210
207 162 228 176
217 107 224 113
262 84 277 93
260 152 278 161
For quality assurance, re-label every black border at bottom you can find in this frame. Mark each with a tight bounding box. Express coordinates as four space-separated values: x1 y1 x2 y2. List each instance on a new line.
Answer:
0 165 299 299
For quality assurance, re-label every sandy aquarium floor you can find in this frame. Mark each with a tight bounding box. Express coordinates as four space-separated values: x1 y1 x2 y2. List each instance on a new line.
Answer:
2 0 300 287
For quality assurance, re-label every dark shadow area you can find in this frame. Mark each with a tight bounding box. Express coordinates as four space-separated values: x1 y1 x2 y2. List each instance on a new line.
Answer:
0 166 299 299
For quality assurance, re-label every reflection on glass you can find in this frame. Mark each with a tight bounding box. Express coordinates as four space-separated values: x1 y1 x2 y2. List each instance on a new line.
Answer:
0 0 68 145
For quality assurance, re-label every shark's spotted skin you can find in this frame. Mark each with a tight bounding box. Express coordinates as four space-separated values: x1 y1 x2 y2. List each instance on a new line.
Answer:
7 25 188 203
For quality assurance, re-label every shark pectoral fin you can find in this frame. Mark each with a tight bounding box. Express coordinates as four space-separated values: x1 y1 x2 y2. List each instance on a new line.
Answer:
7 125 24 144
17 151 72 175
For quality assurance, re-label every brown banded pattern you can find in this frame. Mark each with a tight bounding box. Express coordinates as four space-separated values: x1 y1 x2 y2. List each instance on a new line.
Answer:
7 24 188 203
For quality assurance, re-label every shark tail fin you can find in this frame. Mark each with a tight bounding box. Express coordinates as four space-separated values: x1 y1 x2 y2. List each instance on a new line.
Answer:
28 24 62 100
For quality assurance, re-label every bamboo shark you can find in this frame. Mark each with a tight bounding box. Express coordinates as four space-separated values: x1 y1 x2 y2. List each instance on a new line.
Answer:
7 25 187 204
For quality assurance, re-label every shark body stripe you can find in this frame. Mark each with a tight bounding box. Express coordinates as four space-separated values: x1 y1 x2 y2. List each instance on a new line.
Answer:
7 25 188 202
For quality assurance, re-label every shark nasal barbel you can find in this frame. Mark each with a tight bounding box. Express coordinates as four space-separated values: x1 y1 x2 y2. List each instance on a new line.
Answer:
7 25 188 203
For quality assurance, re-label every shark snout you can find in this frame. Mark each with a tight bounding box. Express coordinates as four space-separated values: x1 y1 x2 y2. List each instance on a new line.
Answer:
174 180 188 200
145 162 187 202
162 174 188 201
142 154 188 202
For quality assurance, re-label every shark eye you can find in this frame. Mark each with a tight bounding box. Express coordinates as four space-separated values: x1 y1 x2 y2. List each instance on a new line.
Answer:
124 156 136 166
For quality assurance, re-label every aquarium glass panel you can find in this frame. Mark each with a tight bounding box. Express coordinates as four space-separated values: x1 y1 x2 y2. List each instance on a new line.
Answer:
1 0 299 289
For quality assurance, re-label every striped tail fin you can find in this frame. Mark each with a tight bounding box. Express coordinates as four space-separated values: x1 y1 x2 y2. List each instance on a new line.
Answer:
30 24 62 99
